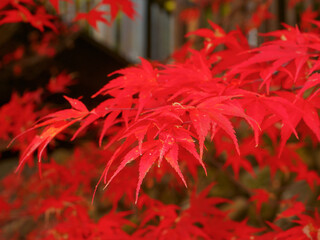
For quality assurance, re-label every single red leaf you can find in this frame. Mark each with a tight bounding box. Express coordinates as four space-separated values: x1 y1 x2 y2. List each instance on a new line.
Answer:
47 72 75 93
74 7 109 30
63 96 88 113
16 120 77 173
250 189 270 213
277 201 305 220
101 0 135 21
104 141 157 191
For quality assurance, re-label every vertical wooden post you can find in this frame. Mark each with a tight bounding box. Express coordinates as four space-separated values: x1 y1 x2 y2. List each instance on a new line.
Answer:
146 0 152 59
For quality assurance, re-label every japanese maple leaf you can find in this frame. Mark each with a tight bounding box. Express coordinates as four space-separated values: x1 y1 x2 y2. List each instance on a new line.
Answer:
301 7 319 31
246 0 273 31
187 183 231 218
250 189 270 213
10 96 89 173
0 8 30 24
276 201 305 220
186 23 250 77
242 93 300 155
228 26 317 93
103 127 196 203
0 4 57 32
101 0 135 22
98 103 210 203
273 90 320 156
186 20 227 47
47 71 75 93
0 0 34 10
74 7 110 30
194 95 260 155
179 8 200 23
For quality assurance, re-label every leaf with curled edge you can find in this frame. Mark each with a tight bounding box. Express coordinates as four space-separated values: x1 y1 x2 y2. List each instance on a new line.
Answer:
15 120 78 175
9 96 89 174
63 96 88 113
30 96 88 129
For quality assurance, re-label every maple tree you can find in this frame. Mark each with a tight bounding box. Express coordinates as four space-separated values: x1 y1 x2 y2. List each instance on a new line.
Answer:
1 0 320 239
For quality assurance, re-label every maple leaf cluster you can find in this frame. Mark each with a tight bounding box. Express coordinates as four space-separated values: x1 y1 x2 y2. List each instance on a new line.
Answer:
0 0 320 239
0 0 135 32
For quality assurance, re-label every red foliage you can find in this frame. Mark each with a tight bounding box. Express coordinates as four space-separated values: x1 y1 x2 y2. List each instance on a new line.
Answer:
0 0 320 239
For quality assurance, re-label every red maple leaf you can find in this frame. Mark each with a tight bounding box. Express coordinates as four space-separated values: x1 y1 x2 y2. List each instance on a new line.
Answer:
101 0 135 22
0 5 57 32
179 8 200 23
47 71 75 93
250 189 270 213
9 96 89 174
74 6 110 30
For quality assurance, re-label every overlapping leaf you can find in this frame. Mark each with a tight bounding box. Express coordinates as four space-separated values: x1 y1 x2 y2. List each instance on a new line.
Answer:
10 96 89 172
